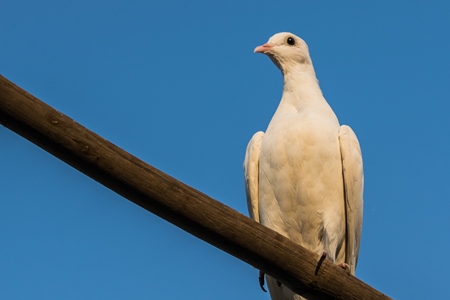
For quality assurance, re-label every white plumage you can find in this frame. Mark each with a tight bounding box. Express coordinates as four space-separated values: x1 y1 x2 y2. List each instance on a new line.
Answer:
244 32 364 300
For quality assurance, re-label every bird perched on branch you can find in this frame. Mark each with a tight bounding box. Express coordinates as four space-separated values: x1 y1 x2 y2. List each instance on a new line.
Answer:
244 32 364 300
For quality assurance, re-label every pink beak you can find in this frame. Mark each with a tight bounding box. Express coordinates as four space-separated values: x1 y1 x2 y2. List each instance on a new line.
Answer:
254 43 273 54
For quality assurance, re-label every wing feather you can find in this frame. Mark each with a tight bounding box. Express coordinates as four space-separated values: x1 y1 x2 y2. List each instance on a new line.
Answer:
243 131 264 223
339 125 364 275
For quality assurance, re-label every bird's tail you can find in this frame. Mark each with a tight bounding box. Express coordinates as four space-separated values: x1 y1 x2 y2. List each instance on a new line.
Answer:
266 276 307 300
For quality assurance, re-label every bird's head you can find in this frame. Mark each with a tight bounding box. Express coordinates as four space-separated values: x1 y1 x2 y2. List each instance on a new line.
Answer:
254 32 312 75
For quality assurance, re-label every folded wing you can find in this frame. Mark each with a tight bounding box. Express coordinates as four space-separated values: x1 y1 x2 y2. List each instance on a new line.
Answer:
243 131 264 223
339 125 364 275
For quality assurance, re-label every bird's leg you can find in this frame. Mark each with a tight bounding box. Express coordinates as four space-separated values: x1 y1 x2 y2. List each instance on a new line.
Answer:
258 270 267 292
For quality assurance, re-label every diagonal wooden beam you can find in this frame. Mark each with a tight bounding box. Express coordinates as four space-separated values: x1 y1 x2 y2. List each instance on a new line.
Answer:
0 75 390 300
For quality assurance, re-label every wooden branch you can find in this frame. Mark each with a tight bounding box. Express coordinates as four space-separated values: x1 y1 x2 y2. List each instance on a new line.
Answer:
0 75 390 300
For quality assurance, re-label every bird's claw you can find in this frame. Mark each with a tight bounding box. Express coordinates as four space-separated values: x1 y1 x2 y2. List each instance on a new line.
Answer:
258 270 283 292
338 263 351 274
258 270 267 292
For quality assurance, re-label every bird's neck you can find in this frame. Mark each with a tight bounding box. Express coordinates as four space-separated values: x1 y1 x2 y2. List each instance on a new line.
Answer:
278 66 328 113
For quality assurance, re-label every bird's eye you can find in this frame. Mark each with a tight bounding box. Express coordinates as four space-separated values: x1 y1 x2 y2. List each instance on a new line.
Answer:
287 37 295 46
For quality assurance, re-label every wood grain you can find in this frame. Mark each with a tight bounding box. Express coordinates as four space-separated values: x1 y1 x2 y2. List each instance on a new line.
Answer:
0 75 391 300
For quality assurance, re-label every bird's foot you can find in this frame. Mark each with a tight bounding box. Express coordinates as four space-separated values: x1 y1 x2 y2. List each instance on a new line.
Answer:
338 263 351 274
259 270 282 291
258 270 267 292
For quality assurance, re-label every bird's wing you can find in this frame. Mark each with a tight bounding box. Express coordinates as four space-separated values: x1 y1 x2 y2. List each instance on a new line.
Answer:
245 132 289 300
338 125 364 275
243 131 264 223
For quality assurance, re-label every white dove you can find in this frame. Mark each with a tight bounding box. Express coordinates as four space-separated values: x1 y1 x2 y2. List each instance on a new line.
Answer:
244 32 364 300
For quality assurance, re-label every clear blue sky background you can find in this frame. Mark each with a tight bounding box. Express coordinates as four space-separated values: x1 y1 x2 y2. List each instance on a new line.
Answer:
1 1 449 299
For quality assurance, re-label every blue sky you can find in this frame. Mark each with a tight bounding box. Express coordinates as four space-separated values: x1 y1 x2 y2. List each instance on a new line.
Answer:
1 1 449 299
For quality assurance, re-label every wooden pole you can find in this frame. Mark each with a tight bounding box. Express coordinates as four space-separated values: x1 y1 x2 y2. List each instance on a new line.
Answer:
0 75 390 300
